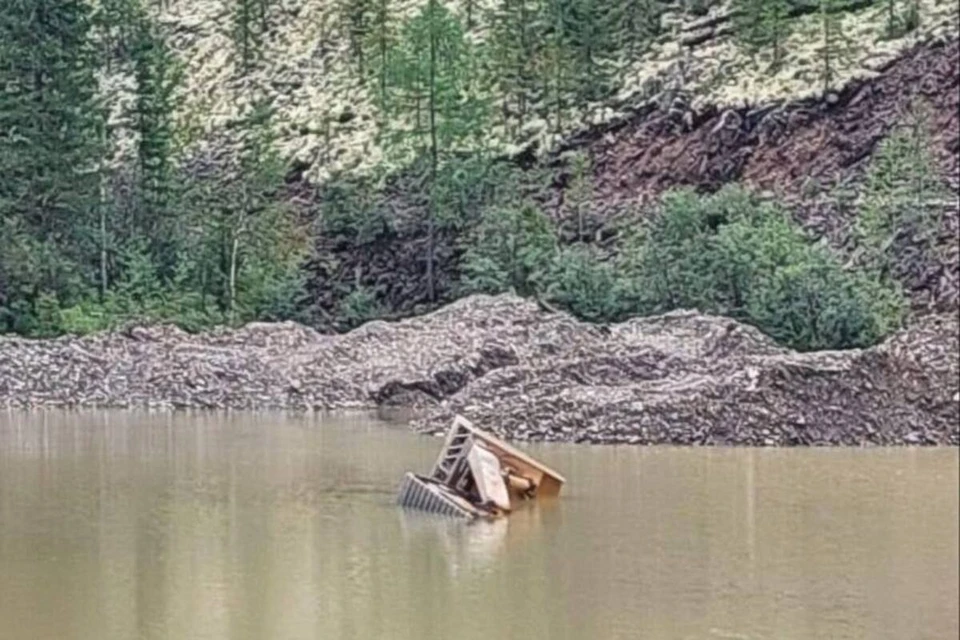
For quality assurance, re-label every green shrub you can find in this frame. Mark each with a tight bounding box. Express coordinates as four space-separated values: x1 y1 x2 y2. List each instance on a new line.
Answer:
320 176 392 243
541 245 626 323
625 186 904 350
745 249 904 350
338 285 382 329
461 202 557 296
856 101 948 275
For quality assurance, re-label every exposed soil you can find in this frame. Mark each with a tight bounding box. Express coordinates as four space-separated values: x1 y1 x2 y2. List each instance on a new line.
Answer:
2 295 957 446
306 39 960 323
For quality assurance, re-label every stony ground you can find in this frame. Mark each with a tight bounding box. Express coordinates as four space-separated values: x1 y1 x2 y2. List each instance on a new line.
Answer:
2 295 957 446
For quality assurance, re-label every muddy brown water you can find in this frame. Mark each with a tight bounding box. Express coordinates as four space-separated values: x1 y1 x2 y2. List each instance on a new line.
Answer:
0 411 957 640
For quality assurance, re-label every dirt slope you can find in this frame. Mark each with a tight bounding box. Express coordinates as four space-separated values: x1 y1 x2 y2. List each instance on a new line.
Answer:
309 39 960 320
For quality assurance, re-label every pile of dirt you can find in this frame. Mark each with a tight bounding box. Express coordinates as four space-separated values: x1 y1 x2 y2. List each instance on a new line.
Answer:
2 295 957 446
0 295 590 410
411 303 959 446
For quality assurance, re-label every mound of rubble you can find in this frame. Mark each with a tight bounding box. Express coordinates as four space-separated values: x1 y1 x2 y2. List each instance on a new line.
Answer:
1 294 957 446
414 303 960 446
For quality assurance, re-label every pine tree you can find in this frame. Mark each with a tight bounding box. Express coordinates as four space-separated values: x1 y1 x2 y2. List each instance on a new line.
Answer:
341 0 373 81
617 0 662 83
131 16 182 239
541 0 574 134
233 0 268 75
93 0 139 72
386 1 488 300
0 0 106 318
565 151 593 242
226 102 302 323
817 0 854 94
487 0 543 137
367 0 394 116
734 0 792 70
882 0 921 38
857 101 950 275
555 0 621 120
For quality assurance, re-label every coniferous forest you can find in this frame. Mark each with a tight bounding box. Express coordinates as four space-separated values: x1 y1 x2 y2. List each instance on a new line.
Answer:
1 0 956 351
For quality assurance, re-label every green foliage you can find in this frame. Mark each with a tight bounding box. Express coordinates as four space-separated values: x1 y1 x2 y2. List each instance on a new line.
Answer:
341 0 374 79
625 186 904 350
745 251 903 350
462 203 557 295
383 1 487 155
541 245 624 322
132 15 183 229
193 100 308 325
0 0 105 293
683 0 713 17
617 0 663 81
564 151 593 241
817 0 856 93
338 285 382 328
486 0 542 136
733 0 793 69
557 0 623 115
856 101 949 275
0 0 927 344
232 0 271 75
881 0 920 39
381 0 491 300
321 175 392 242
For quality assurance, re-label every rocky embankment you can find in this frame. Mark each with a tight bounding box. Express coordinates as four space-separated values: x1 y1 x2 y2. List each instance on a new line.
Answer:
1 295 957 446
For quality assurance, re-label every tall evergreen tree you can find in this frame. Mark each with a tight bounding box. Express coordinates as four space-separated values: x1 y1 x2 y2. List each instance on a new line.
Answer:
568 0 621 116
541 0 574 134
616 0 662 83
233 0 270 75
0 0 106 324
734 0 792 69
817 0 854 94
131 16 182 242
487 0 543 137
386 1 487 300
367 0 394 116
341 0 373 81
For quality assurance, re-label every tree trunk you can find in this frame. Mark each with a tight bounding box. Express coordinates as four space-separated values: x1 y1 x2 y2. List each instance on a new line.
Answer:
379 0 388 113
426 0 439 302
100 199 108 299
229 233 239 325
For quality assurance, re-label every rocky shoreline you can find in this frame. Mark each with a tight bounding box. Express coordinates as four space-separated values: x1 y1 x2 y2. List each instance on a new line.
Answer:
1 295 957 446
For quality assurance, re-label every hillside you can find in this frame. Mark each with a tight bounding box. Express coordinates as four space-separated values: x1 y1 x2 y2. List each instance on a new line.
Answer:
3 0 959 345
309 38 960 322
125 0 960 181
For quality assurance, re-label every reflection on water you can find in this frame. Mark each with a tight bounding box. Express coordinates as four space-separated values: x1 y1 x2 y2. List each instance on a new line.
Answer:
0 410 957 640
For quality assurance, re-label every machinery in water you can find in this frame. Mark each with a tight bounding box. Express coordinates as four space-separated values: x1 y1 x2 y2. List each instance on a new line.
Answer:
397 415 565 519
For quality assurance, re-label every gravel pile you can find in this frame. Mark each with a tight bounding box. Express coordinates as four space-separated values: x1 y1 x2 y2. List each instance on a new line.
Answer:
411 302 960 446
2 294 957 446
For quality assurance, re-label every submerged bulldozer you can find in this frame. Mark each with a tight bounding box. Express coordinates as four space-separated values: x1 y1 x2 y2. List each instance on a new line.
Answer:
397 415 565 519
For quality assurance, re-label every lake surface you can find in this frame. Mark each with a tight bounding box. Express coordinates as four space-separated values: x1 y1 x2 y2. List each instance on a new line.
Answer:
0 411 957 640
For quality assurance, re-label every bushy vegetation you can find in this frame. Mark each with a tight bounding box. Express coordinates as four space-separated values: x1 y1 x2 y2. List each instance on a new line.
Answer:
856 100 950 276
0 0 940 347
627 187 903 350
463 185 905 351
462 203 557 295
0 0 306 336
